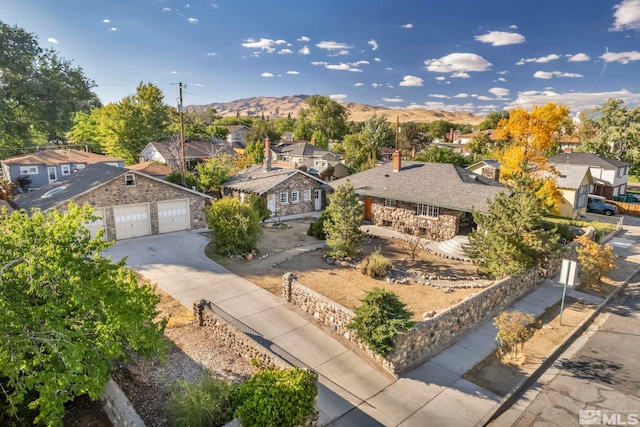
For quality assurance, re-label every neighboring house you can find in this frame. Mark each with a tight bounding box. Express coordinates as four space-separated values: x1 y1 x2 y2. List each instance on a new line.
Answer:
1 150 125 189
454 129 500 145
225 125 250 150
558 135 581 153
14 163 211 241
330 155 507 241
466 159 501 181
550 164 593 218
139 139 236 169
548 152 630 199
127 161 173 179
270 141 342 170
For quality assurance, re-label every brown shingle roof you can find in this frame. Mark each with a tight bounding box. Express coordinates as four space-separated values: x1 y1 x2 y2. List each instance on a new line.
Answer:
127 161 172 176
3 150 124 166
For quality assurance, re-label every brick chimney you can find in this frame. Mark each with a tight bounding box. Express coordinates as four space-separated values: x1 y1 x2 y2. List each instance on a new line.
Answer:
392 150 401 172
263 137 271 171
311 137 316 146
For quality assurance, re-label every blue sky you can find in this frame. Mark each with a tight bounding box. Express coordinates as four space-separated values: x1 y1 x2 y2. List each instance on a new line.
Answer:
3 0 640 117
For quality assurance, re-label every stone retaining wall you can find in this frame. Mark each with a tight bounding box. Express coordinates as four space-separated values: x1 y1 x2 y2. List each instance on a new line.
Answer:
193 300 290 369
101 378 146 427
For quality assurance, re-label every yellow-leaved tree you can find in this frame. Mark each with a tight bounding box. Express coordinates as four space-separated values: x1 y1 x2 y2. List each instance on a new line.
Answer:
495 103 570 211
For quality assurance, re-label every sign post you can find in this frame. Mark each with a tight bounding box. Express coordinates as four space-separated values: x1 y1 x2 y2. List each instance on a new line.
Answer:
559 259 578 325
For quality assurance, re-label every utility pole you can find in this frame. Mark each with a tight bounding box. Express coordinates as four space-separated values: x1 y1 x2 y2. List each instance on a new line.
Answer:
395 116 400 150
178 82 186 183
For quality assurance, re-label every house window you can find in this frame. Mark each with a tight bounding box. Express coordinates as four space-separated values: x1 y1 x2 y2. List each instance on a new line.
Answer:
303 190 312 201
20 166 38 175
61 164 71 175
124 174 136 186
280 192 289 204
384 198 396 207
416 203 439 218
291 191 300 203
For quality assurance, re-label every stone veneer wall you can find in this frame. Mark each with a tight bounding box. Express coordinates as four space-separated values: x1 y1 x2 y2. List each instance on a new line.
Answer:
282 244 580 375
72 172 210 240
370 198 459 241
193 300 290 369
100 378 146 427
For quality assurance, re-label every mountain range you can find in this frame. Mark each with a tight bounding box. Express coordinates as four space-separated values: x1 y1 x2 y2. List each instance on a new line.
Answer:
187 95 484 126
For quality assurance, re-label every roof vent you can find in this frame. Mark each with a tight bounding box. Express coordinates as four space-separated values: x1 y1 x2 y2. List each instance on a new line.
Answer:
41 186 66 199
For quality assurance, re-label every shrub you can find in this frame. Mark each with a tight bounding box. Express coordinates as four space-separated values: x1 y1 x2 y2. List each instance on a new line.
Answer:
347 288 414 356
232 367 317 427
165 170 197 189
360 247 392 278
324 181 365 258
575 234 617 287
246 193 271 222
306 210 331 239
167 373 234 427
494 310 536 360
206 197 262 255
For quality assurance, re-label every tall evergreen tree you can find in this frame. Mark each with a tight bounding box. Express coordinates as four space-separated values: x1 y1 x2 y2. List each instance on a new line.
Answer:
324 181 365 258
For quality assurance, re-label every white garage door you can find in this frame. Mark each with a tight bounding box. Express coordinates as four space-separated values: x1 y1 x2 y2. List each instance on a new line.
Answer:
114 203 151 240
86 207 106 240
158 199 190 234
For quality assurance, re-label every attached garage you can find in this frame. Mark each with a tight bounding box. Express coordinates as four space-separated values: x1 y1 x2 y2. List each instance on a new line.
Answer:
114 203 151 240
158 199 190 233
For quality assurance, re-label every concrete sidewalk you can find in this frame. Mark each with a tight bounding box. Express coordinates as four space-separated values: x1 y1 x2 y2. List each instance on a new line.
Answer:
105 218 640 426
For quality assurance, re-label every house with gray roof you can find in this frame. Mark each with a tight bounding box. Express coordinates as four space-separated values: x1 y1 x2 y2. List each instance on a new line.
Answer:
330 155 507 241
551 164 592 218
139 139 236 170
466 159 501 181
271 141 342 172
548 152 629 200
15 163 211 241
1 149 124 190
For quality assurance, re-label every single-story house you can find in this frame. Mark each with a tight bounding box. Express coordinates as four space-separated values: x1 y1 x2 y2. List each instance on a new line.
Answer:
330 154 507 241
270 140 342 170
1 149 125 190
127 161 173 179
548 152 629 199
550 164 593 218
14 163 211 241
466 159 501 181
139 139 236 170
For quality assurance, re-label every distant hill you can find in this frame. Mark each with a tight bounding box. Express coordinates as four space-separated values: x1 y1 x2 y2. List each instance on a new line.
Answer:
186 95 484 126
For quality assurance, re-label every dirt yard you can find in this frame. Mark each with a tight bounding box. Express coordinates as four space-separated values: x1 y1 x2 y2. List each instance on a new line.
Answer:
209 219 491 321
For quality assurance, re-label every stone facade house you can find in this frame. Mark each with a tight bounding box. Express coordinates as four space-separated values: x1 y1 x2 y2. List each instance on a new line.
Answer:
139 139 236 170
1 149 124 190
466 159 501 181
15 163 211 241
330 154 507 241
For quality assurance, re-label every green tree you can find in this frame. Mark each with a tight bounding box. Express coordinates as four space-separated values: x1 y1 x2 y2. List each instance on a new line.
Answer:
0 203 166 425
232 367 317 427
195 153 236 196
166 170 197 189
246 193 271 222
428 119 456 140
324 181 365 258
167 373 234 427
415 145 471 166
294 95 347 147
245 140 265 164
247 119 280 147
346 288 414 356
207 124 230 140
343 115 394 171
466 171 560 279
206 197 262 255
479 110 509 131
397 121 424 152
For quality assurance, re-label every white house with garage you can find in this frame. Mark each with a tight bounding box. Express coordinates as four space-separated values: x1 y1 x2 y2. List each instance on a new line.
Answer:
14 163 211 241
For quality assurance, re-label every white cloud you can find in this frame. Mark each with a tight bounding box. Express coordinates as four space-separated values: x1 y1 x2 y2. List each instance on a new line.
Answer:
454 93 469 98
610 0 640 31
261 72 274 77
372 83 383 88
567 53 591 62
401 23 413 29
313 61 366 72
299 45 310 55
510 88 640 112
206 52 217 56
187 18 198 24
242 38 287 53
102 19 110 23
496 77 506 82
278 49 293 55
429 94 451 99
297 36 310 42
517 54 561 64
47 37 58 44
354 82 364 87
326 63 351 71
489 87 510 97
477 96 493 101
385 67 393 71
425 53 492 73
162 7 171 12
368 39 378 50
383 97 404 103
109 27 119 32
474 31 525 46
399 75 424 87
533 70 584 79
286 70 299 75
330 94 347 101
452 71 470 78
316 41 353 50
374 57 381 62
600 50 640 64
510 24 518 29
435 76 446 81
170 71 178 74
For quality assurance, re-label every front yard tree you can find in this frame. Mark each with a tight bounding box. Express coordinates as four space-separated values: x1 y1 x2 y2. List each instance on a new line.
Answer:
294 95 347 148
195 153 237 196
0 203 166 425
574 235 617 287
324 181 365 258
467 171 560 279
206 197 262 255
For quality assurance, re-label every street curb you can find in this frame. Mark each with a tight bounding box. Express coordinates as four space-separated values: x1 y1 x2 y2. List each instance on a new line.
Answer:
480 247 640 426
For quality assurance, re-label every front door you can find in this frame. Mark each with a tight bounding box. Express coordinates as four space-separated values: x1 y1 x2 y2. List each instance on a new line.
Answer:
47 167 57 183
314 189 322 210
267 193 276 215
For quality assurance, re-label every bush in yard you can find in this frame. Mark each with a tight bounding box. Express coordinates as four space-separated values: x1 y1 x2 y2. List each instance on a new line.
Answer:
323 181 365 258
493 310 536 361
246 193 271 222
306 210 331 239
206 197 262 255
167 373 234 427
360 247 392 278
575 234 617 287
232 366 317 427
166 170 198 189
347 288 414 356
